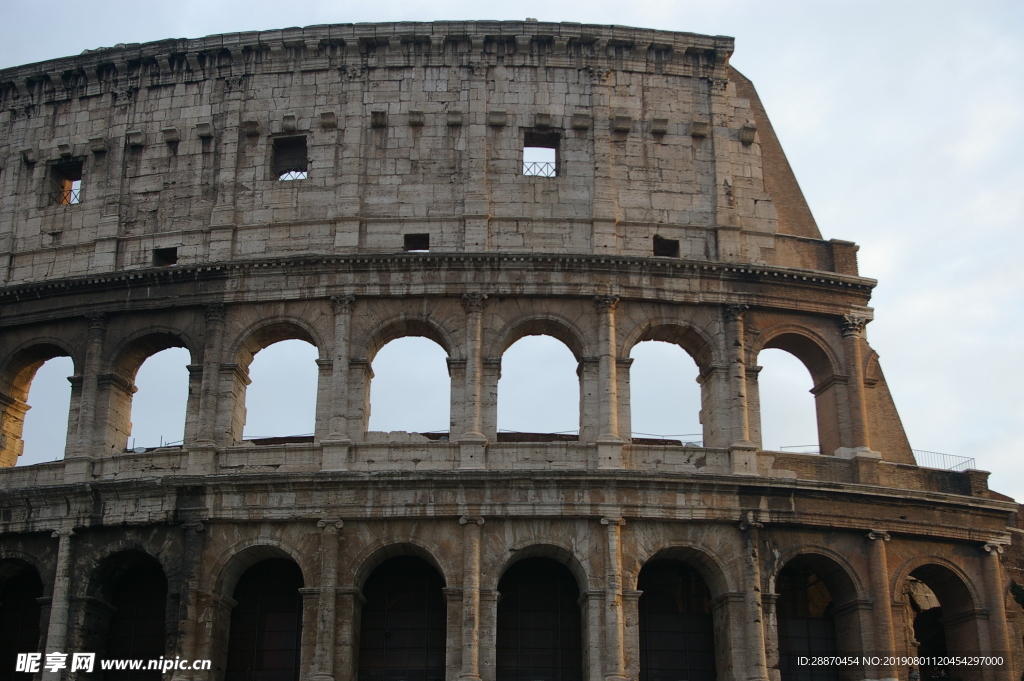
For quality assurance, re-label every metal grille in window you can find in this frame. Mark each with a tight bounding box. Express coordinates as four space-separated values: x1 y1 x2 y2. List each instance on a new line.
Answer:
273 137 308 181
50 163 83 205
522 131 559 177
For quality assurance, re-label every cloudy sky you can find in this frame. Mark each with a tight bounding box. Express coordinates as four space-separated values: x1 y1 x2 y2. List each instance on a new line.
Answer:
4 1 1022 499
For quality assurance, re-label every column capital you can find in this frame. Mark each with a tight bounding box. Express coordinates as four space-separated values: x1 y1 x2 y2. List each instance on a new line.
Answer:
983 542 1005 555
330 294 355 314
722 303 749 321
867 530 890 541
594 294 619 311
600 517 625 526
840 314 869 337
51 528 75 539
85 312 107 330
459 516 485 526
317 519 344 530
205 303 226 323
460 292 488 313
181 522 205 533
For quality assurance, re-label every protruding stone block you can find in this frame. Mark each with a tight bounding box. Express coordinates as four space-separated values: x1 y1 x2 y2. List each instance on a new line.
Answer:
534 111 551 128
612 115 632 132
319 111 337 129
241 120 261 137
370 110 388 128
487 110 507 127
282 113 297 132
126 130 146 147
651 118 669 135
690 118 710 137
408 110 425 126
161 126 180 143
88 137 108 153
447 110 464 126
739 120 757 144
195 121 214 138
571 112 592 129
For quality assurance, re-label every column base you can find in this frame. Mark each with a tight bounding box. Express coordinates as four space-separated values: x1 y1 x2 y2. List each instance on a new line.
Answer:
834 446 881 459
186 445 218 475
310 674 335 681
729 442 759 476
320 438 351 471
63 455 94 483
596 439 625 470
459 434 487 470
458 675 482 681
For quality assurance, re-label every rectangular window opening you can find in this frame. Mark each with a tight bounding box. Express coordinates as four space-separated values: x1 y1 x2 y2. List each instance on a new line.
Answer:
522 131 559 177
153 247 178 267
404 233 430 252
273 136 308 181
653 235 680 257
50 162 83 205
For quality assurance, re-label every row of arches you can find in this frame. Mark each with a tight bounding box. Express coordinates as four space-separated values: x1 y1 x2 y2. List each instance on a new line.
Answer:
0 545 989 681
12 334 815 466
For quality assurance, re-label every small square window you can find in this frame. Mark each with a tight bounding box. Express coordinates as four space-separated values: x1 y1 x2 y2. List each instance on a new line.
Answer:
522 131 559 177
653 235 680 257
404 234 430 251
273 136 308 181
153 247 178 267
50 162 83 205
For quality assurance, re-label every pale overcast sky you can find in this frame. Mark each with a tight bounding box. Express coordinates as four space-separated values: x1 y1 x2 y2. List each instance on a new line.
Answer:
4 1 1022 500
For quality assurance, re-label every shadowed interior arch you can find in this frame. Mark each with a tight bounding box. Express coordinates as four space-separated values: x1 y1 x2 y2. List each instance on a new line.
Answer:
905 563 982 681
225 558 304 681
357 556 446 681
0 560 43 681
638 559 716 681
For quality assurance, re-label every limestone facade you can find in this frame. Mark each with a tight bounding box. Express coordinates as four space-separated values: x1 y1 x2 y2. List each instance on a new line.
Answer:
0 21 1021 681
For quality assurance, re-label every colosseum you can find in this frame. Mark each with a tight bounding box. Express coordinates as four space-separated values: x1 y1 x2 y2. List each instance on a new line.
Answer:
0 19 1022 681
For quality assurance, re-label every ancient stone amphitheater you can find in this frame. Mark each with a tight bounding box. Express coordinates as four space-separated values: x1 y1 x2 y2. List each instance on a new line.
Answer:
0 20 1021 681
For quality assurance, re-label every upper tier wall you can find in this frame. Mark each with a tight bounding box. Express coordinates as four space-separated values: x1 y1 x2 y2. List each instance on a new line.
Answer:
0 22 850 286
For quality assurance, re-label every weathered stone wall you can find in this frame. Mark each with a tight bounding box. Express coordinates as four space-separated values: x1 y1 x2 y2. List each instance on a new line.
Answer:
0 21 1020 681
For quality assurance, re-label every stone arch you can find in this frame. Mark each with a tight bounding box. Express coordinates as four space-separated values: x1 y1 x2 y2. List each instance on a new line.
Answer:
98 330 197 453
79 549 170 662
620 321 720 444
0 551 50 589
230 317 326 368
892 556 984 680
0 340 78 466
492 541 591 594
751 324 840 385
750 325 845 454
362 317 456 363
628 543 734 597
493 314 588 359
620 319 719 369
347 538 454 591
209 539 312 598
769 548 868 680
0 556 46 671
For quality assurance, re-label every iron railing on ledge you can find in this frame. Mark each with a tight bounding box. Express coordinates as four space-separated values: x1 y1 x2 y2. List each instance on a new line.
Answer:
913 449 976 472
522 161 556 177
50 188 81 205
778 446 976 472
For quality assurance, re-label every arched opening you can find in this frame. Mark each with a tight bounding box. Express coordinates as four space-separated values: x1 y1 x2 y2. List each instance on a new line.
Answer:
368 337 450 435
497 336 579 439
17 356 74 465
104 560 168 681
128 347 190 449
628 341 702 444
496 557 583 681
638 559 716 681
358 556 446 681
756 348 819 453
242 340 319 441
904 564 982 681
225 558 304 681
0 561 43 681
774 555 861 681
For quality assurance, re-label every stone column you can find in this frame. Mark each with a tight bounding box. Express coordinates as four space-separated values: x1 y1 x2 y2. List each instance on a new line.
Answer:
313 520 342 681
460 516 484 681
188 304 225 473
595 296 624 469
42 527 74 681
323 296 354 469
601 517 627 681
171 521 206 681
459 293 487 469
724 305 758 475
66 313 106 480
335 587 365 681
866 531 897 681
841 315 872 451
739 516 769 681
982 542 1012 680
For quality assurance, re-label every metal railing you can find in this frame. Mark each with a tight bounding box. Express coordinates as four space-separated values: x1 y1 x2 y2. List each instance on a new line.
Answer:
913 449 975 472
522 161 556 177
50 187 81 205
